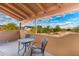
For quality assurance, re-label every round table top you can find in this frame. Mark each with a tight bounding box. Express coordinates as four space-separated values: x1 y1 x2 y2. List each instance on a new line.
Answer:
18 38 34 43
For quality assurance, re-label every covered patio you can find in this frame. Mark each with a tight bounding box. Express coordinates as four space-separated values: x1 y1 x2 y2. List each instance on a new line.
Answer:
0 3 79 56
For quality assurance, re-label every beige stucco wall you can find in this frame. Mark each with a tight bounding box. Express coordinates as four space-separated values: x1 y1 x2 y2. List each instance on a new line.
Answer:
0 30 20 42
35 33 79 55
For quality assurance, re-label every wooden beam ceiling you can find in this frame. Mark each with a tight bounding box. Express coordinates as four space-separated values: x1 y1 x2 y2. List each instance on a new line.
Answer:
16 4 36 18
0 4 24 20
0 8 22 21
4 3 29 18
0 3 79 22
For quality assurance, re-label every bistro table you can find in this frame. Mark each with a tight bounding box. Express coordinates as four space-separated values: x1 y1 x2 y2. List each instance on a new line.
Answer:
18 38 34 56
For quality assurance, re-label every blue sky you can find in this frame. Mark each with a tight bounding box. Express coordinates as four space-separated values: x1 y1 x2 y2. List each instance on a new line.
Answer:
0 12 20 26
1 11 79 28
25 11 79 28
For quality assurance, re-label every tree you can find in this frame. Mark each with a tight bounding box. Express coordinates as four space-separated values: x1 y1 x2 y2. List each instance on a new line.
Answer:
66 28 71 31
37 25 42 33
42 26 52 33
50 28 53 32
30 26 36 34
42 28 48 33
4 23 19 31
37 25 42 29
72 26 79 32
47 26 50 29
46 26 51 33
54 25 61 32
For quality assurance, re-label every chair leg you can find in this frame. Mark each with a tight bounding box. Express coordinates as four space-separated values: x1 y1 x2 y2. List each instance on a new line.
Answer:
42 52 44 56
42 51 44 56
30 49 32 56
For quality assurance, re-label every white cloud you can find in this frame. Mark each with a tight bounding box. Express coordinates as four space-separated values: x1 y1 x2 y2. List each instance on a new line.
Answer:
65 22 71 24
60 25 74 29
71 18 79 20
67 18 79 21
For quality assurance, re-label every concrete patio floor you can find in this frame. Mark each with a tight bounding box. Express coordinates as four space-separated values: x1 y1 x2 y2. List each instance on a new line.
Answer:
0 40 52 56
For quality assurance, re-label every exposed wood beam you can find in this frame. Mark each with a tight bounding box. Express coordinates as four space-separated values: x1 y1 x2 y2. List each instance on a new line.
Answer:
0 8 22 21
56 3 63 8
22 18 33 23
36 4 45 11
4 3 29 18
17 3 36 17
0 4 25 20
36 4 46 16
46 5 59 12
56 3 65 16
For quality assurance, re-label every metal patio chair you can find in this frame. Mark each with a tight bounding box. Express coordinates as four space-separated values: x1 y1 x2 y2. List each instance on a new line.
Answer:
30 38 48 56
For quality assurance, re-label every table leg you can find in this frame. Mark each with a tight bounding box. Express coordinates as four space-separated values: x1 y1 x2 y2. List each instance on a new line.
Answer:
23 44 27 56
17 41 20 55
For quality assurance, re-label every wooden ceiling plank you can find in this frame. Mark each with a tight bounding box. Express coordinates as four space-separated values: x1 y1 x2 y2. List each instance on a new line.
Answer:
18 4 36 17
0 8 22 21
0 4 25 20
4 3 29 18
36 3 46 16
56 3 63 8
36 4 45 11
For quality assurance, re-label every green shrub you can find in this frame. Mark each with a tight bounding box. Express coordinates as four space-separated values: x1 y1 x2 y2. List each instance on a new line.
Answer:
66 28 71 31
4 23 19 31
72 26 79 32
54 25 61 32
37 25 42 33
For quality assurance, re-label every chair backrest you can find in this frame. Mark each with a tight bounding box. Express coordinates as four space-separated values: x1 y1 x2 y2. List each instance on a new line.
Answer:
40 38 48 51
25 34 31 38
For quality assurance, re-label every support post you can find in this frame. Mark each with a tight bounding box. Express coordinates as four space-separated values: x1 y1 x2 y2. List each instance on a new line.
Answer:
35 19 37 34
19 22 21 39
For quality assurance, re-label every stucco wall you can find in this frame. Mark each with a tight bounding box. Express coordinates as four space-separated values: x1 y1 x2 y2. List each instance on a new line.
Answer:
0 30 20 42
35 33 79 55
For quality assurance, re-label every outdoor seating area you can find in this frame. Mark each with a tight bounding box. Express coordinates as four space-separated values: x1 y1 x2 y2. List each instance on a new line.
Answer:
0 3 79 56
0 35 50 56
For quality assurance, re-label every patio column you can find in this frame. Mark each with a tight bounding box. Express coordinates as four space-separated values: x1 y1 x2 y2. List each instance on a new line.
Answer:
20 22 21 30
19 22 21 39
35 19 37 34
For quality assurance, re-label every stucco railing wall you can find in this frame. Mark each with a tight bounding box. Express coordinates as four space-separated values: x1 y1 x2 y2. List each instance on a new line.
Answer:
0 30 20 42
35 33 79 55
